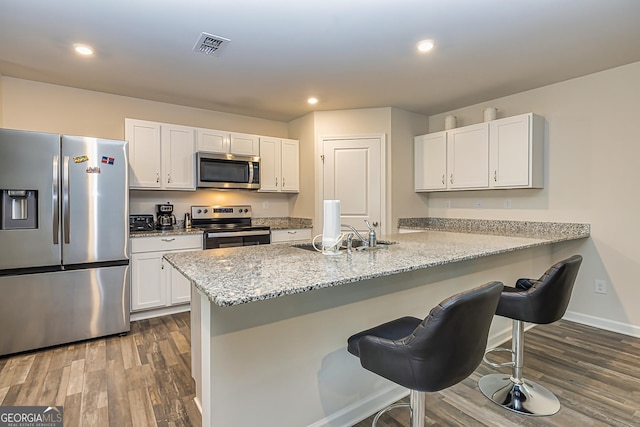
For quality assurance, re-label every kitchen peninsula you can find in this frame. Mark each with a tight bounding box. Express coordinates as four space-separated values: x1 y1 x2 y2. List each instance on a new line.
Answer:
164 220 589 427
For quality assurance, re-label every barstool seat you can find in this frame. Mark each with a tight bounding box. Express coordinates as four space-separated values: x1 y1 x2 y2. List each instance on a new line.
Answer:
479 255 583 416
348 281 503 427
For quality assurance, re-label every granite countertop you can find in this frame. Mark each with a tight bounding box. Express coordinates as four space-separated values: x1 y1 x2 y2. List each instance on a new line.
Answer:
130 228 204 238
164 220 589 308
130 217 313 237
252 217 313 230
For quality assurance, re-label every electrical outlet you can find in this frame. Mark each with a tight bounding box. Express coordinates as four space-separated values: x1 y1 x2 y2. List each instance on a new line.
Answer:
262 202 269 209
504 199 512 209
475 200 482 209
444 200 451 208
594 279 607 294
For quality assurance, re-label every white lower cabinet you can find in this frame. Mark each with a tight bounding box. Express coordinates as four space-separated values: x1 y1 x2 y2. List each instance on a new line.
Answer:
271 228 312 243
130 234 202 315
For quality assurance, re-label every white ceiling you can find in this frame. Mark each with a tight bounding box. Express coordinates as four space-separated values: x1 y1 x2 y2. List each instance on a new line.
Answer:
2 0 640 122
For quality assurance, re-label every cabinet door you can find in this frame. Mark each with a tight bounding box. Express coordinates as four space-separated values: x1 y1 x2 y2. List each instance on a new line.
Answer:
131 252 166 311
196 128 229 153
162 124 195 190
447 123 489 189
259 137 281 192
230 133 260 156
169 261 191 304
415 132 447 191
126 119 161 189
280 139 299 192
489 114 539 188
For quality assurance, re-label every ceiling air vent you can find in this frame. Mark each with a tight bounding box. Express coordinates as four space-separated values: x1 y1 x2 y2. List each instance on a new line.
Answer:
193 32 230 56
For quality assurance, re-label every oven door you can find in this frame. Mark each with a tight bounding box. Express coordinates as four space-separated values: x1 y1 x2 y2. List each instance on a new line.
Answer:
205 230 271 249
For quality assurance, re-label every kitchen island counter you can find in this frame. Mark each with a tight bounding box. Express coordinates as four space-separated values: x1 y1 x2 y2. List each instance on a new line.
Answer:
164 222 589 307
165 221 589 427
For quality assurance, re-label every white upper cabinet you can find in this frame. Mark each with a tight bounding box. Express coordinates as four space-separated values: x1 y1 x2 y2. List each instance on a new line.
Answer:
126 119 195 190
126 119 162 188
280 139 300 192
229 133 260 156
415 113 544 192
195 128 229 153
161 124 196 190
415 131 447 191
195 128 259 156
259 137 299 193
489 113 544 188
447 123 489 189
259 137 280 191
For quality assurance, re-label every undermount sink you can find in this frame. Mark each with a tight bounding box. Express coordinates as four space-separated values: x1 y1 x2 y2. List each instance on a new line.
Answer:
292 240 397 253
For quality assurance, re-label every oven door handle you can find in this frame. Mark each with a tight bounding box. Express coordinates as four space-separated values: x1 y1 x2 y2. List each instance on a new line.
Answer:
207 230 270 238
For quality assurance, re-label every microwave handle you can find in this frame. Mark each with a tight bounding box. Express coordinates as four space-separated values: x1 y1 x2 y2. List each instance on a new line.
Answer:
248 161 255 184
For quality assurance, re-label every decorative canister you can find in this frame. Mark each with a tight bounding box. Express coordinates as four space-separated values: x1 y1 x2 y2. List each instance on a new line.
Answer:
483 107 497 122
444 115 457 130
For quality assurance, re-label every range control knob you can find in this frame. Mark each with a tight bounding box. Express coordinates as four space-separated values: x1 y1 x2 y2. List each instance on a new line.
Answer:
197 209 202 214
204 209 209 214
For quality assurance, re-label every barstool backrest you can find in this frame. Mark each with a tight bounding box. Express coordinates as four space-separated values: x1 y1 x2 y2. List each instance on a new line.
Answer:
497 255 583 324
358 281 503 392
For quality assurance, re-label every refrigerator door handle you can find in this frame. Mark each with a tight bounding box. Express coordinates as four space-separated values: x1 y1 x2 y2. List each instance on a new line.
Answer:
63 156 70 244
52 155 60 244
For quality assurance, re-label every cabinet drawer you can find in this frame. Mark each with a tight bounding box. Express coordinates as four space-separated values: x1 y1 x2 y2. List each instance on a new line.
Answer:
131 234 203 253
271 228 312 243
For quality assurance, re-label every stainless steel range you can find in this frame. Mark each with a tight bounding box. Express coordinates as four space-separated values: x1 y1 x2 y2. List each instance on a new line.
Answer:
191 205 270 249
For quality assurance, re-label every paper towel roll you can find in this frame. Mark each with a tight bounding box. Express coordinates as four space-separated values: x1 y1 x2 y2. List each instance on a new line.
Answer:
322 200 341 248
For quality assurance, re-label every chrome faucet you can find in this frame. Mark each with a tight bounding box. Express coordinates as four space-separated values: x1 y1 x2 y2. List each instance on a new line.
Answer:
340 224 369 246
341 220 378 247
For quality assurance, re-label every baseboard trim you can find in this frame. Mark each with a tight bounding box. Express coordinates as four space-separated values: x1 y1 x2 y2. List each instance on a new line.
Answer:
564 311 640 338
193 396 202 415
307 384 408 427
130 304 190 322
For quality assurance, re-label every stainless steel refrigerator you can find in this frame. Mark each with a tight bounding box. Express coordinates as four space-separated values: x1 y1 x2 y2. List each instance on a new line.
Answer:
0 128 130 356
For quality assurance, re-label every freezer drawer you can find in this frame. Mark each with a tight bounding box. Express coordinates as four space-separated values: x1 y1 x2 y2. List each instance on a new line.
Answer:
0 265 130 356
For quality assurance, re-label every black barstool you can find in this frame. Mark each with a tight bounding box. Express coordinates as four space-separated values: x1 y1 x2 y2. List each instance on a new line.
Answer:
479 255 583 416
347 281 503 427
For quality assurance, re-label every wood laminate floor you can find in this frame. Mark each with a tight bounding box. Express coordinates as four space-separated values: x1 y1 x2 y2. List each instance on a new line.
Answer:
1 316 638 426
353 320 640 427
0 312 200 426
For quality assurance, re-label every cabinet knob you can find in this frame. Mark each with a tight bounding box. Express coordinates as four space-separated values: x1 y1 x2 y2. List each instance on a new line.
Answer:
156 173 160 183
441 174 445 185
494 170 497 182
282 177 286 188
167 173 171 183
275 177 278 187
161 238 175 242
450 173 454 184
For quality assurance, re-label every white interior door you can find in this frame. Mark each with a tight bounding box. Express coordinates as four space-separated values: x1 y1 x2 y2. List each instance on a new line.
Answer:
322 136 383 233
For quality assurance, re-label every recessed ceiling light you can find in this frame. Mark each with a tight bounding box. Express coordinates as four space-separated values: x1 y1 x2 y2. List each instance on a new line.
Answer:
307 97 318 105
73 44 94 56
417 39 435 53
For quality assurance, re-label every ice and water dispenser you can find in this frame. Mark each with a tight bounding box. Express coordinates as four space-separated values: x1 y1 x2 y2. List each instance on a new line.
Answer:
0 190 37 229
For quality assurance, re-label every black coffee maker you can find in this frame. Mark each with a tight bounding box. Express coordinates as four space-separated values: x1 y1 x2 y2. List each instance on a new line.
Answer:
156 203 176 230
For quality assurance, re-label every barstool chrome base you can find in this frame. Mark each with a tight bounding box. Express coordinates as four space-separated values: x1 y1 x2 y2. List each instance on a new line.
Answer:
372 390 425 427
478 373 560 416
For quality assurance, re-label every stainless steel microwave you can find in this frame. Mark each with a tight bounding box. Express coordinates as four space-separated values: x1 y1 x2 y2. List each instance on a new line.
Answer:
196 152 260 189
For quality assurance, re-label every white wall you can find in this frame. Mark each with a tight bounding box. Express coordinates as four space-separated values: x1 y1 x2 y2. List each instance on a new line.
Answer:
0 77 296 218
304 107 430 236
425 61 640 336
